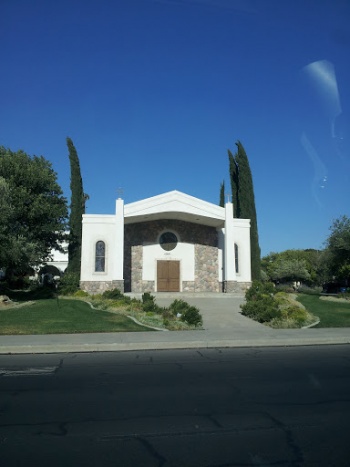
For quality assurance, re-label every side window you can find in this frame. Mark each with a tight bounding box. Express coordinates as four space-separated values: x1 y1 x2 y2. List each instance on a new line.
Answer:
95 241 106 272
235 243 239 274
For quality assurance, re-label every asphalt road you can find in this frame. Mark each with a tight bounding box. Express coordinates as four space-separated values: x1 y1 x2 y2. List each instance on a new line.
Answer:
1 345 350 466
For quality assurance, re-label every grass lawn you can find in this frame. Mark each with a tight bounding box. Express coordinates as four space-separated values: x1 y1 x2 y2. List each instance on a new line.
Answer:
297 294 350 328
0 298 154 335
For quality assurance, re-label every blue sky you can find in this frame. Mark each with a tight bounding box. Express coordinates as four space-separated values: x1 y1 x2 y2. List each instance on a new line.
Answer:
1 0 349 256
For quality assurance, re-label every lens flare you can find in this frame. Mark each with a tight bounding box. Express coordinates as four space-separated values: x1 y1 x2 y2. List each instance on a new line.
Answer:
302 60 342 128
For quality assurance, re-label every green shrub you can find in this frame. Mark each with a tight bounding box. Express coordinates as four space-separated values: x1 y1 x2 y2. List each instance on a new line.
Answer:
142 300 156 312
242 281 283 323
128 299 143 311
275 284 294 293
270 305 313 328
7 274 31 290
241 295 281 323
142 292 155 304
169 299 190 316
58 272 80 295
29 285 57 300
245 281 276 302
74 290 89 297
180 305 203 327
102 288 123 300
274 292 290 306
269 317 299 328
91 293 103 301
141 292 163 313
162 309 175 326
154 305 165 314
107 299 126 308
241 279 319 327
285 305 309 324
168 299 203 326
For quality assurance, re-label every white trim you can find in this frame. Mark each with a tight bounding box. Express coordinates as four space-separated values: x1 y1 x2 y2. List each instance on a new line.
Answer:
124 190 225 227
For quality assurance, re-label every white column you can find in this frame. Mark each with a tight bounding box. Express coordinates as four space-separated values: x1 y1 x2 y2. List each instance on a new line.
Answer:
224 201 236 281
114 198 124 280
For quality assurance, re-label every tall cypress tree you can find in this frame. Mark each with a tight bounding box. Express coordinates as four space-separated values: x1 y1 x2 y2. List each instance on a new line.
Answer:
66 137 87 275
219 180 225 207
228 149 239 217
229 141 261 280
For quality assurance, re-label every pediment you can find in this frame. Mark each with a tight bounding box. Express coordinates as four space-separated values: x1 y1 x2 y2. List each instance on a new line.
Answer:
124 190 225 228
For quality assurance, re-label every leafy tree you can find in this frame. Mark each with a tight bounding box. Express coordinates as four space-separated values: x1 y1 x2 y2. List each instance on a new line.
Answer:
0 177 11 235
324 215 350 282
229 141 261 280
262 249 325 285
0 147 67 278
219 180 225 207
66 137 88 275
271 259 310 282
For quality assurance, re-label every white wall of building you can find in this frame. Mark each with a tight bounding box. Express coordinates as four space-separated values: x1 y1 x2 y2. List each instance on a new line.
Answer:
80 215 117 282
48 239 69 274
233 219 251 283
217 229 224 283
77 191 252 290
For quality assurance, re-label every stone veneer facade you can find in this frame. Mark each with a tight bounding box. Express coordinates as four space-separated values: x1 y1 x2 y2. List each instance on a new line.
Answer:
224 280 250 293
80 280 124 295
194 244 220 292
124 219 219 293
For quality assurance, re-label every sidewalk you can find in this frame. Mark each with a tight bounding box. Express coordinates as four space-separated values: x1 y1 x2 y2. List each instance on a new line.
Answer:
0 294 349 354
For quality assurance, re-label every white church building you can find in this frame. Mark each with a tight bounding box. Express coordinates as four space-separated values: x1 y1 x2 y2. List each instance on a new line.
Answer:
79 190 252 294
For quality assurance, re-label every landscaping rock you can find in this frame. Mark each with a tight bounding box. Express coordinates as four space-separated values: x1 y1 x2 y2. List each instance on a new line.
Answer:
0 295 11 306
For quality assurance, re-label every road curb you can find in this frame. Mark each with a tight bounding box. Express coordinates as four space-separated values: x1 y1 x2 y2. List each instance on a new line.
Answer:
1 337 350 354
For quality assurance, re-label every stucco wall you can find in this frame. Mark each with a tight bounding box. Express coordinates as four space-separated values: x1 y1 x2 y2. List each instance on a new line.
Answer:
80 215 117 282
231 219 251 283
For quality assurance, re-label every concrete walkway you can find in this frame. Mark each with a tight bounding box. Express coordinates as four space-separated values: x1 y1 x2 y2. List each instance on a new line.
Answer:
0 293 349 354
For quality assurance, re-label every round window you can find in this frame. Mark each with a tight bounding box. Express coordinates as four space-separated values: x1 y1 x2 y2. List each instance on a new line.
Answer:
159 232 178 251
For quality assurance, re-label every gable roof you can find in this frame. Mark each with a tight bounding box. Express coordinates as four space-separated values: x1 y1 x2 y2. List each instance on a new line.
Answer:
124 190 225 228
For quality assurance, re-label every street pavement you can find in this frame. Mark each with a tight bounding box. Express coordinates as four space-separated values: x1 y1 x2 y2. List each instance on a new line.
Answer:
0 293 349 354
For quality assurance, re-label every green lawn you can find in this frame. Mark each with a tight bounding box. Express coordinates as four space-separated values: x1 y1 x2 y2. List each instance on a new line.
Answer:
297 294 350 328
0 299 154 335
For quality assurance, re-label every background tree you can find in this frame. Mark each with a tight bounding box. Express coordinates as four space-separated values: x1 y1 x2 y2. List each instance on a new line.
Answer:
229 141 261 280
261 249 325 285
0 176 13 275
0 147 67 280
0 176 11 236
271 259 311 282
324 215 350 283
66 137 88 276
219 180 225 207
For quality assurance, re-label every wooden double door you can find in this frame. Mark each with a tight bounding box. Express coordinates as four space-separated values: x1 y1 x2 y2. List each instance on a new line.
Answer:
157 260 180 292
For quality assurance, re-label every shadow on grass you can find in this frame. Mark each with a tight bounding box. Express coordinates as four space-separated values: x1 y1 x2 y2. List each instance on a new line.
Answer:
0 284 57 301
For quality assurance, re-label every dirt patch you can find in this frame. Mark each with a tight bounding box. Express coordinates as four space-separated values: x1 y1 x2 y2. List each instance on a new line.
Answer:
0 297 35 310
